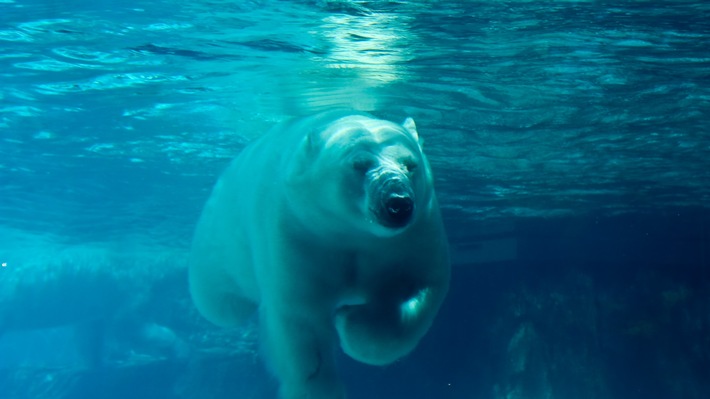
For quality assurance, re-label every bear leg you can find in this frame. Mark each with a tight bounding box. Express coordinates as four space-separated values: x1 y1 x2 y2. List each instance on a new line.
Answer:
260 306 345 399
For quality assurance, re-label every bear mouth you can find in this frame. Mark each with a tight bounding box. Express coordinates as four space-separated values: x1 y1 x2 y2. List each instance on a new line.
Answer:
380 192 414 227
368 174 415 229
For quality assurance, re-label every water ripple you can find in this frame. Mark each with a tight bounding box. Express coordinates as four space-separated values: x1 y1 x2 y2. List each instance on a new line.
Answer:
52 47 129 64
0 29 32 42
34 72 189 94
14 58 103 71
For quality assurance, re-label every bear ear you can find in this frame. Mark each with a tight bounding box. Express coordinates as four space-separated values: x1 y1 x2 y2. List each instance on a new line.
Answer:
402 117 419 142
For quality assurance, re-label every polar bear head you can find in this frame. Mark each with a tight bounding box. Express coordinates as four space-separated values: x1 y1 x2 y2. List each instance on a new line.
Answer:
286 113 434 239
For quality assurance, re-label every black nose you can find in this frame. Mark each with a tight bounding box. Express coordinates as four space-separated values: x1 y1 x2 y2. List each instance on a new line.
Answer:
385 194 413 226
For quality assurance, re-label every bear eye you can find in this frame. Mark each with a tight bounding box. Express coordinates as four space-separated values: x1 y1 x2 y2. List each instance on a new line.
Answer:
403 159 418 173
352 156 375 174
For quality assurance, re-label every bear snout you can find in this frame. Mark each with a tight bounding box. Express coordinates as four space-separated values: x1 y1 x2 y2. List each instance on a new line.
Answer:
368 174 415 229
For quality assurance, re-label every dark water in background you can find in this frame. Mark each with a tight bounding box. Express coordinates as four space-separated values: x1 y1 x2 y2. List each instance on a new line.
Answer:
1 1 709 398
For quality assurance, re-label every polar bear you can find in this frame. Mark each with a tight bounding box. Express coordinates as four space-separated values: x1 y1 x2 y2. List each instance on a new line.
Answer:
189 110 450 399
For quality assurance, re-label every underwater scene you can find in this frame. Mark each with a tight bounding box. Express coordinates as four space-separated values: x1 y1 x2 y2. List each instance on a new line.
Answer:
1 0 709 398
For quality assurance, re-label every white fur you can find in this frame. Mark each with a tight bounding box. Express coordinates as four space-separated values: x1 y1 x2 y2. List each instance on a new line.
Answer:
189 110 450 398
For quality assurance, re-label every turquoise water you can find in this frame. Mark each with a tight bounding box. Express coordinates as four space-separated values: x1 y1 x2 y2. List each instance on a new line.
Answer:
1 1 709 398
3 0 708 243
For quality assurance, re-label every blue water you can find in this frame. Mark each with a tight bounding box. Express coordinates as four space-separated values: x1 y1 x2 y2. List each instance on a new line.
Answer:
1 1 709 398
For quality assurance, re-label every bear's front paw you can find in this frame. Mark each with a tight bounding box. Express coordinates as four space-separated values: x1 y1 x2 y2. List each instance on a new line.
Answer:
400 287 431 324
